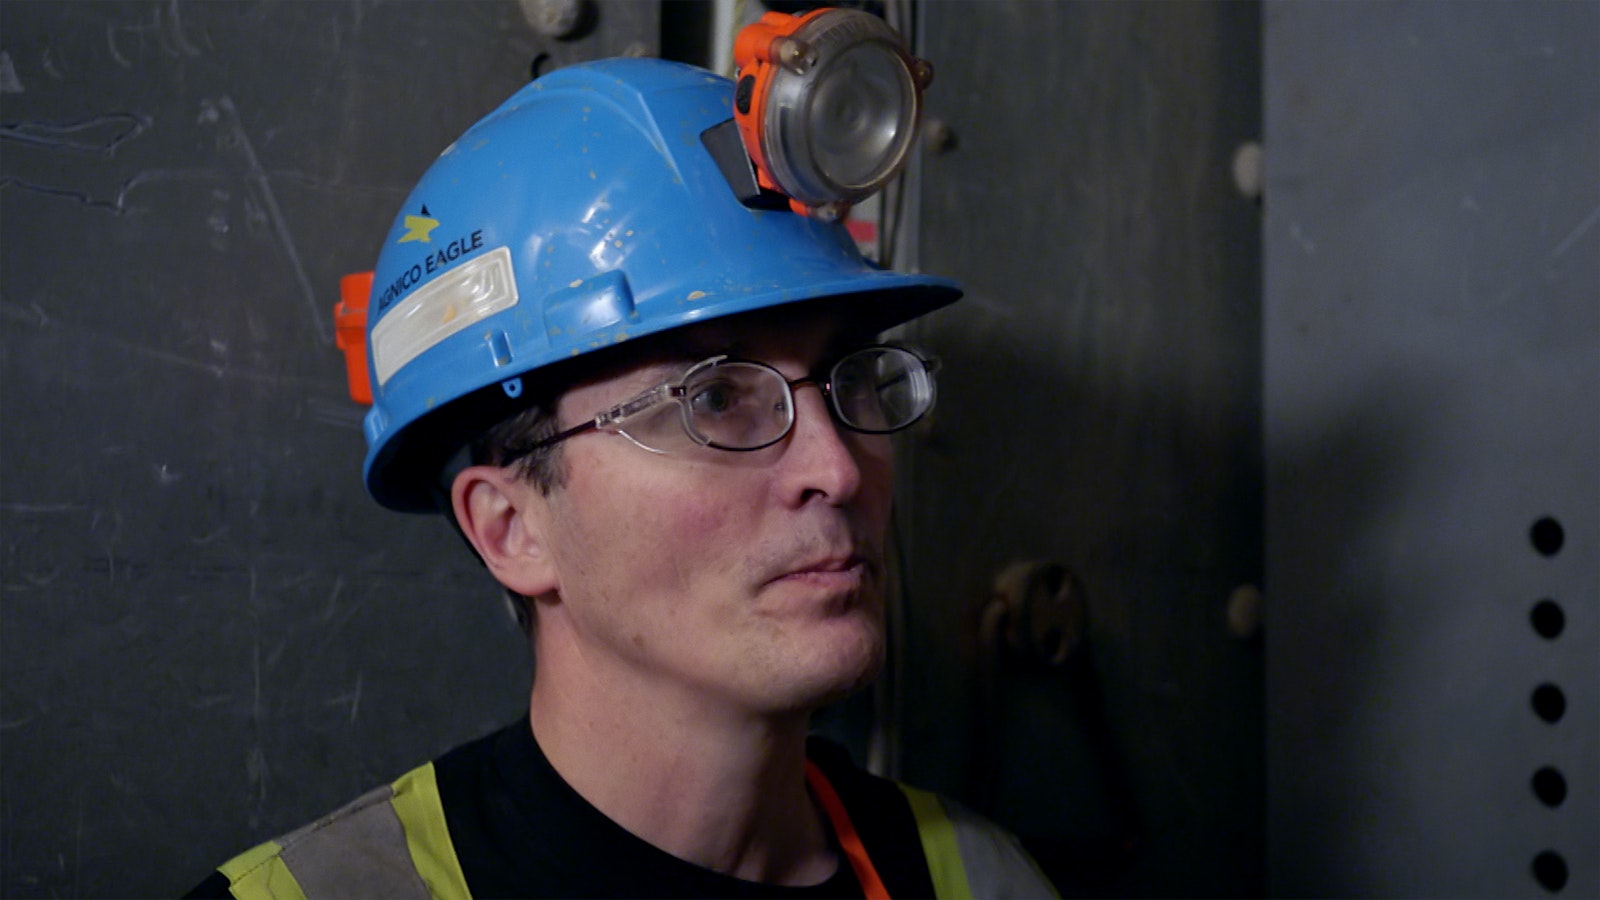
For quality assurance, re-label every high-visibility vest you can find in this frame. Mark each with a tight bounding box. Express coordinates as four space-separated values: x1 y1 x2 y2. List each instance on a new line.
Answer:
216 761 1055 899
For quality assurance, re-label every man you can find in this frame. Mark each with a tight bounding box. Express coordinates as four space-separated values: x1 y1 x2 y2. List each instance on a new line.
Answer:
191 49 1055 899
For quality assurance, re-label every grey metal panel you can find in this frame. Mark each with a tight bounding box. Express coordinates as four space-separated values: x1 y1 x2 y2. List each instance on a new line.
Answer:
907 2 1264 895
1263 1 1599 897
0 2 656 896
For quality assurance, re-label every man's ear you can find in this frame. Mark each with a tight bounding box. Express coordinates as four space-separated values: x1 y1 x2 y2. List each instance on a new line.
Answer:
450 465 559 598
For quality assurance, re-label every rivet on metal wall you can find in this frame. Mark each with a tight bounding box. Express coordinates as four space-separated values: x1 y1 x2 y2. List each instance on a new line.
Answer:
1226 584 1263 638
922 117 956 155
520 0 586 39
1232 141 1264 201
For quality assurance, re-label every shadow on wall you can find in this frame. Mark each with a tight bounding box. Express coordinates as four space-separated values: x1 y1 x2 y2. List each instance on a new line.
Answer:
900 315 1266 897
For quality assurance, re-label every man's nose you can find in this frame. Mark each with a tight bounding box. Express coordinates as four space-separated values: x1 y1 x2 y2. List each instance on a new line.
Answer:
778 382 866 506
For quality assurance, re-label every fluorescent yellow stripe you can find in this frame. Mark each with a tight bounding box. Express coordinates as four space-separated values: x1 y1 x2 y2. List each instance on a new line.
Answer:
901 784 975 900
218 841 309 900
390 762 473 899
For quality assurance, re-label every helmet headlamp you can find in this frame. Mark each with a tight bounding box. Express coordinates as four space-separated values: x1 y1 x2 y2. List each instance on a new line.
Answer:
733 8 933 221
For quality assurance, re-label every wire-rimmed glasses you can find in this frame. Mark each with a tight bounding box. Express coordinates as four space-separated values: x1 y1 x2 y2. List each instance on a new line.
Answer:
504 344 939 459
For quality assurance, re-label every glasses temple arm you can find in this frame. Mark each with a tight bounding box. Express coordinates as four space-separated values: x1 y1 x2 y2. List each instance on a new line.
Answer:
505 382 683 462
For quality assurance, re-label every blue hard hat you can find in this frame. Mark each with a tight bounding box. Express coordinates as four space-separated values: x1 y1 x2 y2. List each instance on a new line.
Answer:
362 57 961 512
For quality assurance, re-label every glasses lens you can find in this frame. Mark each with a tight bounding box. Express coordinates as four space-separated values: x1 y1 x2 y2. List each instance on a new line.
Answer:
683 362 794 450
830 347 933 433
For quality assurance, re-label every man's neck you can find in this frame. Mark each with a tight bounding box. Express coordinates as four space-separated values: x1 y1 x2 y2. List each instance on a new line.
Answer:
526 654 837 887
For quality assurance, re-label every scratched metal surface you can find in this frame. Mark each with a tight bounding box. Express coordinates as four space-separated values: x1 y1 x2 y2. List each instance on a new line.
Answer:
1263 2 1600 896
0 2 655 895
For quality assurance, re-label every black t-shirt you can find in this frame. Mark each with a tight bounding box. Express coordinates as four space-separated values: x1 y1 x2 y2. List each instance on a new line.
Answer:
436 719 867 897
188 719 939 899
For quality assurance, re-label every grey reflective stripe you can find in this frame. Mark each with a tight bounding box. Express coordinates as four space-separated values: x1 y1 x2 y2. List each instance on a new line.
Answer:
271 783 433 899
939 797 1060 899
221 763 468 900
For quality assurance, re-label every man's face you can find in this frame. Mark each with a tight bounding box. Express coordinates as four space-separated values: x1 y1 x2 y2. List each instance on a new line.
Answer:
529 309 895 718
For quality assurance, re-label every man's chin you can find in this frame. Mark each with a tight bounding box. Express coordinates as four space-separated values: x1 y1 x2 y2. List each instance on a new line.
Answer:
792 629 885 712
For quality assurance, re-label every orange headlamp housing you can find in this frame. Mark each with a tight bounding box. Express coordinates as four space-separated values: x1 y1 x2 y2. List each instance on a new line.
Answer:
733 7 933 221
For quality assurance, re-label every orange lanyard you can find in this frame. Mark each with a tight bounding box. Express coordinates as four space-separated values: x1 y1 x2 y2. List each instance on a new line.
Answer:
804 760 891 900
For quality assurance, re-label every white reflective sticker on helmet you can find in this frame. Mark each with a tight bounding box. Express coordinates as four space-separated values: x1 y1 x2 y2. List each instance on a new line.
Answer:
371 246 518 387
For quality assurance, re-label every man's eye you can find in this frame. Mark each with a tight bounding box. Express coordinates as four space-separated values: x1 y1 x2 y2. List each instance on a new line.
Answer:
689 380 741 416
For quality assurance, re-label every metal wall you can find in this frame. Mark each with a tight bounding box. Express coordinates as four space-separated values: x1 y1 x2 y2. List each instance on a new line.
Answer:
1263 2 1599 897
0 3 654 895
902 3 1264 895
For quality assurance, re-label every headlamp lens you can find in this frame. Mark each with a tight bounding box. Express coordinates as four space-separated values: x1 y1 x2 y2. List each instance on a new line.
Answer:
806 42 918 191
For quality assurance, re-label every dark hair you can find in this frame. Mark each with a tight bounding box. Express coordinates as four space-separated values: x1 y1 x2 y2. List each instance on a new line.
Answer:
471 400 567 495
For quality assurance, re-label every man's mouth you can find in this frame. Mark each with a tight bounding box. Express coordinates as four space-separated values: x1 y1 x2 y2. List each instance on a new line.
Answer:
766 552 875 601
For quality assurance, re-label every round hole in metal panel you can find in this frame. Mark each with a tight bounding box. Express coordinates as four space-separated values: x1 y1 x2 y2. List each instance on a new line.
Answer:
1531 683 1567 724
1530 516 1564 557
1530 599 1565 640
1531 766 1567 808
1532 850 1568 893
